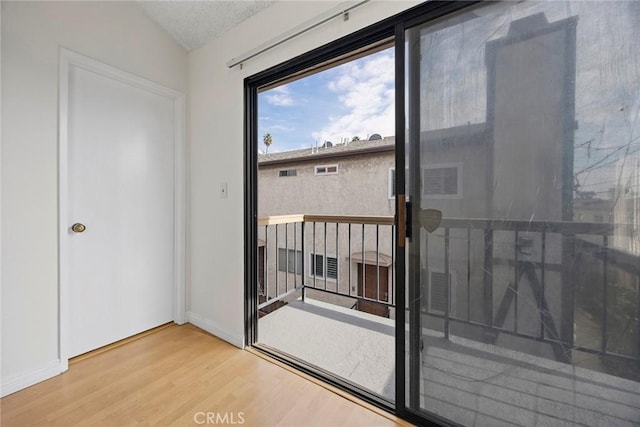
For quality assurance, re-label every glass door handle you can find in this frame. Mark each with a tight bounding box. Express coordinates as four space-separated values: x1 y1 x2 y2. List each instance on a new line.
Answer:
406 200 412 240
398 195 407 247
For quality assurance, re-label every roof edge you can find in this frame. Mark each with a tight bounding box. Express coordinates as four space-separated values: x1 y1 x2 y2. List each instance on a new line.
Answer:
258 144 394 167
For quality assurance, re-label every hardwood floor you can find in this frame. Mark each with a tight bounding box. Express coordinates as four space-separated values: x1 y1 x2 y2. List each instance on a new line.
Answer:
1 324 409 426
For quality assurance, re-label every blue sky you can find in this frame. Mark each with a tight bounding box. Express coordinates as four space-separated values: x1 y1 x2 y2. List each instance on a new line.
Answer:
258 47 394 153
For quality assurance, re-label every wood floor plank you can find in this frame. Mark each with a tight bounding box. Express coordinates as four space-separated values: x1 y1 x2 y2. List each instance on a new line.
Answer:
1 324 408 426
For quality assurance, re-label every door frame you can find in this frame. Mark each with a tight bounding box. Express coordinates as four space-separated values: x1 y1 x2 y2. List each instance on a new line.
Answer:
57 48 186 370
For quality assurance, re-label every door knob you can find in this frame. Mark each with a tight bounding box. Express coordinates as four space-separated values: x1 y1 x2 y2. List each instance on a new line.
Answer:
71 223 86 233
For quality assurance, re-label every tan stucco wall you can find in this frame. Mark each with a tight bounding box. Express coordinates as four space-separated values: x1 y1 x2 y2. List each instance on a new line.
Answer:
258 150 395 217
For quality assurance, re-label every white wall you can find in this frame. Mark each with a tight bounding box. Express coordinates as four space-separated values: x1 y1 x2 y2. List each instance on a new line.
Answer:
1 1 187 395
188 0 419 347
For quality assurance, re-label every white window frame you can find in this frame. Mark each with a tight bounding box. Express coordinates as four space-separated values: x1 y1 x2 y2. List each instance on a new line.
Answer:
422 162 463 200
278 169 297 177
277 248 303 274
309 253 338 281
315 164 339 176
388 168 396 199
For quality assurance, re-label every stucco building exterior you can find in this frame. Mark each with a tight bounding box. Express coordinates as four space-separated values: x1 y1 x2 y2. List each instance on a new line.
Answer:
258 137 397 315
258 137 395 217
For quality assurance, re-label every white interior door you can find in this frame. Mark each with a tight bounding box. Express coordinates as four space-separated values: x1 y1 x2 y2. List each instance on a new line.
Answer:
67 63 175 358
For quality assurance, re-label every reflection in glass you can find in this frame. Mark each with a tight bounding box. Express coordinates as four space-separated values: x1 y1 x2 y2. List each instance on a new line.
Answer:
406 2 640 425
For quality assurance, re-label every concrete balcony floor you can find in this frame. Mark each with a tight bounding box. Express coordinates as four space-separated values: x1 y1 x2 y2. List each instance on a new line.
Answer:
258 298 640 426
259 298 396 399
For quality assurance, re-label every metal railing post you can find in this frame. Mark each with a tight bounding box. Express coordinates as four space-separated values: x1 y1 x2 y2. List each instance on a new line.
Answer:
444 227 450 340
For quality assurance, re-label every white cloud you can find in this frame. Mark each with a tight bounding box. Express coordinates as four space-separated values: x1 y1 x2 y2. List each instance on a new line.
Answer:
312 51 395 143
270 124 294 132
265 85 295 107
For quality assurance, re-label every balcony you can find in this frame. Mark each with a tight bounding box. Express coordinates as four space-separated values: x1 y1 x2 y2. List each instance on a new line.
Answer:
256 214 640 425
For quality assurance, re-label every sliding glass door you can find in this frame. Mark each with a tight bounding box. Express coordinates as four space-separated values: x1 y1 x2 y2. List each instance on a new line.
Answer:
246 2 640 425
403 2 640 425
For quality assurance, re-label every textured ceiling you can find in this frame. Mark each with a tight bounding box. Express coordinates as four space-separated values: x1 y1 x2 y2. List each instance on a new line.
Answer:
137 1 275 51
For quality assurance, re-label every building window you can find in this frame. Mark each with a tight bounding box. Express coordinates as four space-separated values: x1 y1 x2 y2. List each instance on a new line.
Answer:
315 164 338 175
277 248 302 274
278 169 297 177
310 253 338 280
423 163 462 199
388 168 396 199
428 269 456 314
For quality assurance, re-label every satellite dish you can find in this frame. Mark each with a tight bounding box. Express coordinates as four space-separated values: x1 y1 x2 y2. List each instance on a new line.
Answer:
368 133 382 141
322 141 333 148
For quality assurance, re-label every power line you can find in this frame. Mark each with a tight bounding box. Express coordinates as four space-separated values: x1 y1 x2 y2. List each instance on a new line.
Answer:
575 145 640 175
576 141 640 151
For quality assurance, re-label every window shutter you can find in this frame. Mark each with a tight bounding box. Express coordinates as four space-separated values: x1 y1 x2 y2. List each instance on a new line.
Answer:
326 257 338 279
313 254 324 276
423 167 459 196
430 271 447 312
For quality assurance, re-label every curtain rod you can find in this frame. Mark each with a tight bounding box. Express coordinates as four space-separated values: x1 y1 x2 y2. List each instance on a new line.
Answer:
226 0 369 69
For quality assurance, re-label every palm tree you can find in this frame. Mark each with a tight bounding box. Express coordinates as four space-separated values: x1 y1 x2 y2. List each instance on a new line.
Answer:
263 133 273 153
351 136 360 142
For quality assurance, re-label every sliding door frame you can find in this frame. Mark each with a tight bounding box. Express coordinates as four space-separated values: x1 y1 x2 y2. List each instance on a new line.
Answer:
243 2 479 425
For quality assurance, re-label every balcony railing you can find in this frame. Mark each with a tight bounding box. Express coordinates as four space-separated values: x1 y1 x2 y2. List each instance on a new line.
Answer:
422 217 640 366
257 214 640 366
258 214 395 318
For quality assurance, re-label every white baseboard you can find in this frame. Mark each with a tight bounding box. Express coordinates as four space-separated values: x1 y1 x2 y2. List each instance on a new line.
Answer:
187 311 244 349
0 359 66 398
